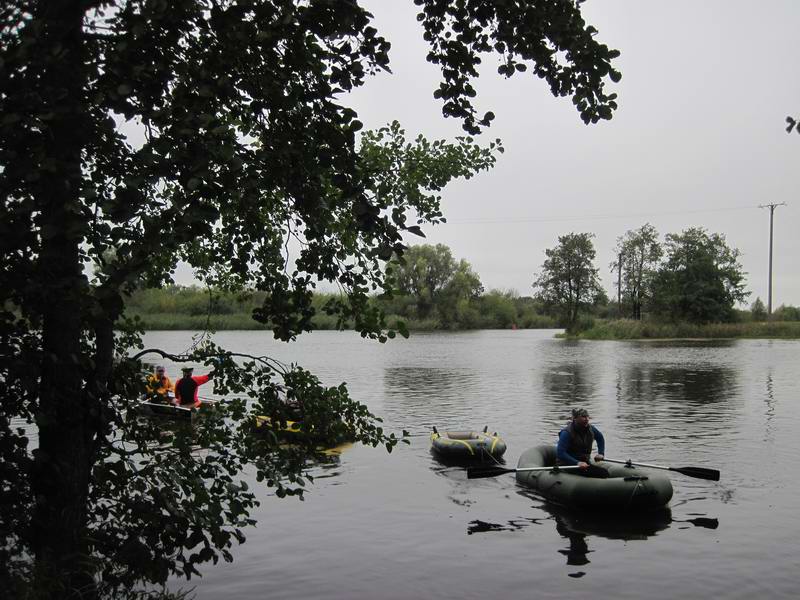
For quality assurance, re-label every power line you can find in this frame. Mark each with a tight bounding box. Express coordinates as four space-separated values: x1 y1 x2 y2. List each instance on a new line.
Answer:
444 204 761 225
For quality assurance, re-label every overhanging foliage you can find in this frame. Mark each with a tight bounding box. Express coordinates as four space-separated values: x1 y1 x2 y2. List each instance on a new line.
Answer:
0 1 620 596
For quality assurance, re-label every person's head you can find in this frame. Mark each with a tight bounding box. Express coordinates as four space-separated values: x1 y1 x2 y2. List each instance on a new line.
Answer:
181 367 194 378
155 365 166 378
571 408 590 427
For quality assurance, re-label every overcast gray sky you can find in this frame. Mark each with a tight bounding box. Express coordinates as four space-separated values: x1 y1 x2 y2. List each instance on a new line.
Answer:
348 0 800 307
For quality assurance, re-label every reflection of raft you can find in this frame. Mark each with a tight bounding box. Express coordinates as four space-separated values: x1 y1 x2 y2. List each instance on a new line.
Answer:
548 504 673 540
430 427 507 462
516 445 673 512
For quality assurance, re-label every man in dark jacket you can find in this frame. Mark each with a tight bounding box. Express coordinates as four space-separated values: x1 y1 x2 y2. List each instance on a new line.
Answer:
556 408 605 471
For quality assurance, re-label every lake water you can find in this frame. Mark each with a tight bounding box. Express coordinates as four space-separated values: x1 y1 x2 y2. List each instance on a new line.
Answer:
142 329 799 600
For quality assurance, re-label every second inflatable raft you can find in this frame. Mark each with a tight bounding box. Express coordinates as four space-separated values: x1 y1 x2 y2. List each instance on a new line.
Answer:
431 427 507 462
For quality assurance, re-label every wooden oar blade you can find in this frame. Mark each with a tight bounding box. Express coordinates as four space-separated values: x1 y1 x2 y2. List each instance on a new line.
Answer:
673 466 720 481
466 466 515 479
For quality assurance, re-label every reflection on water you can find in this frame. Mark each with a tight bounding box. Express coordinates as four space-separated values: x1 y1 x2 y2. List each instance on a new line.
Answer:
383 366 476 399
428 461 478 507
546 504 673 541
308 442 356 482
467 489 683 573
764 370 775 442
516 489 674 540
466 517 542 535
678 517 719 529
541 362 596 410
615 363 740 440
382 367 482 431
620 364 739 406
557 519 591 569
534 340 614 432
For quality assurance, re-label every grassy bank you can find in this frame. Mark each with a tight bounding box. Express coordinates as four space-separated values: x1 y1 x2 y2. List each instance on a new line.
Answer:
572 319 800 340
128 311 557 331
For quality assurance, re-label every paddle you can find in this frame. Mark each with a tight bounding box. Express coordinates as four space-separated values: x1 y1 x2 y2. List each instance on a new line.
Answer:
198 395 225 402
603 458 720 481
139 401 192 412
467 464 608 479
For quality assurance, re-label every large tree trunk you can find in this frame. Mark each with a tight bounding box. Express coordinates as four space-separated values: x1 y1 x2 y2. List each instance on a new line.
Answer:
31 3 95 597
417 295 433 319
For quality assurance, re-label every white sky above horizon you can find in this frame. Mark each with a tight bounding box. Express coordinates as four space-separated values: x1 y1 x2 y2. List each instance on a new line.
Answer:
338 0 799 308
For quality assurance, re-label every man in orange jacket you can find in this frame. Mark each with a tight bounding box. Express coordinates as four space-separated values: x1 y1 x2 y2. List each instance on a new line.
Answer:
145 365 175 402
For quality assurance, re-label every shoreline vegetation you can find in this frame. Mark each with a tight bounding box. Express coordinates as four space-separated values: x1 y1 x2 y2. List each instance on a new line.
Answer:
126 286 800 339
125 285 558 332
561 319 800 340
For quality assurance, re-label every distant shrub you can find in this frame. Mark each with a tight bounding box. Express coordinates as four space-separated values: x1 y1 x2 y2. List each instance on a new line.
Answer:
773 304 800 321
386 315 439 331
517 312 557 329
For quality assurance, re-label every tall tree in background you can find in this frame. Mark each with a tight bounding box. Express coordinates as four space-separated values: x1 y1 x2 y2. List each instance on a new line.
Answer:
387 244 483 320
750 297 767 321
0 1 620 596
533 233 603 332
610 223 663 320
650 228 748 323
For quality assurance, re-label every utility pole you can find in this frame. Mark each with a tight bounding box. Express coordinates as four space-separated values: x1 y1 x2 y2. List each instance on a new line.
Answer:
758 202 787 316
617 252 622 316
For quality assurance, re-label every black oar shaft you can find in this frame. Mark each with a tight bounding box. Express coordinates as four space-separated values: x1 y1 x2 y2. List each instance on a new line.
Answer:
139 401 192 412
467 467 515 479
467 465 581 479
604 458 720 481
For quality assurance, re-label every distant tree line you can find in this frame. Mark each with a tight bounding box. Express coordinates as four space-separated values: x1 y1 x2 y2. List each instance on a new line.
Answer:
126 244 559 331
128 233 799 333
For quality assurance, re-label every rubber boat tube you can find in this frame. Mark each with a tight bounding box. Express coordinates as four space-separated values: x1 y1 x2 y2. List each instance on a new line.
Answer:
515 445 673 512
431 428 507 462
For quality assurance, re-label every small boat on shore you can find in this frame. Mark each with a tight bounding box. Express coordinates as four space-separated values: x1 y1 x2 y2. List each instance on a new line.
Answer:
515 445 673 512
430 427 507 463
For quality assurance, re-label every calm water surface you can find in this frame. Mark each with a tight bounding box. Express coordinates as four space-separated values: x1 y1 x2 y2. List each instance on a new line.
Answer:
143 330 799 600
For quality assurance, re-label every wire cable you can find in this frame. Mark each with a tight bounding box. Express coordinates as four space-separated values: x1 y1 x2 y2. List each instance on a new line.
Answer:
444 204 761 226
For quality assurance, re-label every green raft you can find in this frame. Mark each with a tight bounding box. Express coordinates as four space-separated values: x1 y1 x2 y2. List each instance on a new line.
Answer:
516 445 673 512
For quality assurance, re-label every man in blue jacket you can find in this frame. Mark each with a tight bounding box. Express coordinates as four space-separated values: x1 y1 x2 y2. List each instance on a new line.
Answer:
557 408 605 471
